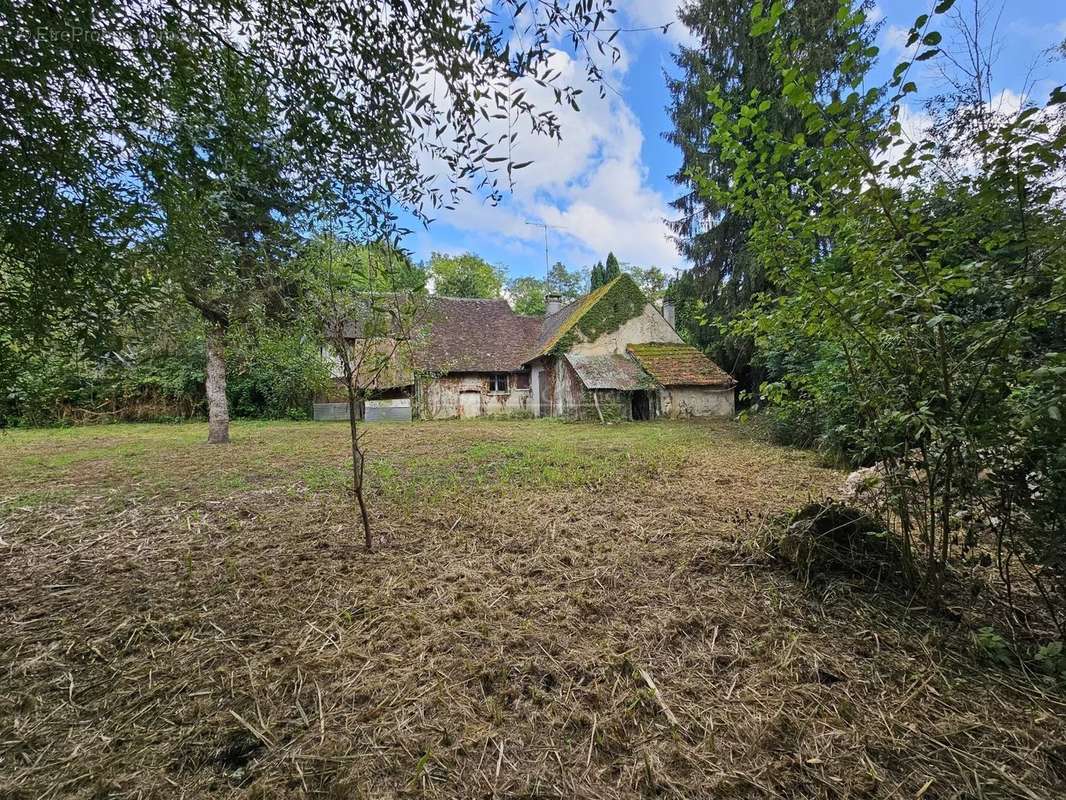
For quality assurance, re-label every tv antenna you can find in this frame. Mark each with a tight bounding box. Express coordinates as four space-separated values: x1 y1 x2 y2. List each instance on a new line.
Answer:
525 221 568 280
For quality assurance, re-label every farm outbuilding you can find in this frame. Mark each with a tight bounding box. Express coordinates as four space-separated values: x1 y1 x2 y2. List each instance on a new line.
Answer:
323 275 736 421
626 343 736 418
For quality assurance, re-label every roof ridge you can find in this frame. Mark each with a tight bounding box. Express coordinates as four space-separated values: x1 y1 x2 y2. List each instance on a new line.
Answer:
431 295 511 303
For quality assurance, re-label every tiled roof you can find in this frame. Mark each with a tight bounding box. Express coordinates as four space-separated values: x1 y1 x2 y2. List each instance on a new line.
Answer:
338 286 731 385
626 343 735 387
565 353 649 390
417 296 542 372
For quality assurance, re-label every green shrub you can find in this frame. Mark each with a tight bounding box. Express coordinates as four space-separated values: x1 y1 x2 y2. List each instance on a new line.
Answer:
226 327 331 419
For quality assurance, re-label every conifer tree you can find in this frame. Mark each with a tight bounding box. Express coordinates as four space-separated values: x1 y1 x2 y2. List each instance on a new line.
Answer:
664 0 878 390
590 261 606 290
603 252 621 282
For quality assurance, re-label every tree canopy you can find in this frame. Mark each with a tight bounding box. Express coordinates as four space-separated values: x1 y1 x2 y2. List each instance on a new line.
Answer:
1 0 618 436
603 252 622 283
623 264 668 303
547 261 587 301
507 276 549 315
1 0 617 351
430 252 505 299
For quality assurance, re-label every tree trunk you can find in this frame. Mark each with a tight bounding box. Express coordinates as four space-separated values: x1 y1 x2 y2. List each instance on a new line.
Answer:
344 372 373 551
205 325 230 444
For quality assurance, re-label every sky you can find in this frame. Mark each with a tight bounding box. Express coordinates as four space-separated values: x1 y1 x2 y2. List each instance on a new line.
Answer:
407 1 1066 284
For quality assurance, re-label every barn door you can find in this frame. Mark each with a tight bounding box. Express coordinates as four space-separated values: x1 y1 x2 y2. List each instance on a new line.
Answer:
538 366 552 416
631 391 651 421
459 391 481 418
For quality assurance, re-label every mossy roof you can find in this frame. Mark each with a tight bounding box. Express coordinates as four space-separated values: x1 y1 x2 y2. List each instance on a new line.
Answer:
534 275 634 356
626 342 735 387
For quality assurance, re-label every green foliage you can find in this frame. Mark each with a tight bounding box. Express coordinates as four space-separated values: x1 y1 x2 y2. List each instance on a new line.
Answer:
1035 641 1066 681
590 261 606 290
226 326 332 419
665 0 880 390
295 236 425 295
508 263 588 316
1 0 615 360
430 252 505 298
573 390 628 423
2 299 206 426
603 252 621 282
590 254 627 292
547 275 647 355
623 264 669 302
140 48 301 331
547 261 587 301
701 0 1066 616
507 276 548 315
505 263 584 315
973 627 1012 667
1 294 332 426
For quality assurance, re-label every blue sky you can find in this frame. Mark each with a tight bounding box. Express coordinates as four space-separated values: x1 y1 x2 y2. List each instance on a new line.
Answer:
408 1 1065 283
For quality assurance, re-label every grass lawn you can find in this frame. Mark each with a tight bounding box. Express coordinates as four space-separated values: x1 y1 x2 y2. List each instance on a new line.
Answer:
1 419 1064 798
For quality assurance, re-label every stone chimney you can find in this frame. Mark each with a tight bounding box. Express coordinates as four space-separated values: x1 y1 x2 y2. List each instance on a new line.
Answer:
662 299 676 329
545 293 563 316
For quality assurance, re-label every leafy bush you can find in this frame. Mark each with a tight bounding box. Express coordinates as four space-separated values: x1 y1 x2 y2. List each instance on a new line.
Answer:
226 327 331 419
2 307 330 426
700 0 1066 627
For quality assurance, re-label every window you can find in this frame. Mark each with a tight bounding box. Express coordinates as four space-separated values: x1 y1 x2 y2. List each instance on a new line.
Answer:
513 370 531 390
489 373 508 393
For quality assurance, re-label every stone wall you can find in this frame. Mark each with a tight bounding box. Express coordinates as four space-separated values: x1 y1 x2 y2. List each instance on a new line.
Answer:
420 373 533 419
568 303 681 357
661 386 734 418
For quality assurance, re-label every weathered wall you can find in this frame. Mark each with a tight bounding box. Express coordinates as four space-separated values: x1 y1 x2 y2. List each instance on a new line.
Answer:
530 357 554 418
555 357 584 417
662 386 735 418
578 389 633 422
569 303 681 357
420 373 532 419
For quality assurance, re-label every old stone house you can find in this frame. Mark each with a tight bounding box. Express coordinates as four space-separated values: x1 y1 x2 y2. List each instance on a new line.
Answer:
325 274 735 420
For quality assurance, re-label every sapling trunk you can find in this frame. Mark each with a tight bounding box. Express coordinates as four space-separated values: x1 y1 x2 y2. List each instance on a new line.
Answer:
339 344 373 551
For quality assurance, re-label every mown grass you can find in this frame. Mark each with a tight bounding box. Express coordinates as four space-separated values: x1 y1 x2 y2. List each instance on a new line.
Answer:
0 417 762 509
3 419 1062 799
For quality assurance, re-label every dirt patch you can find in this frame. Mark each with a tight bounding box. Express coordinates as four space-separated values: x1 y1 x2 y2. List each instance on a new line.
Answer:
1 420 1064 798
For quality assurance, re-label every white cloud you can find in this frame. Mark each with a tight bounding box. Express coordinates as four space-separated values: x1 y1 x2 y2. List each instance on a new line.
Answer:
882 24 919 56
621 0 695 48
531 108 679 267
422 46 681 271
989 88 1024 116
880 102 934 170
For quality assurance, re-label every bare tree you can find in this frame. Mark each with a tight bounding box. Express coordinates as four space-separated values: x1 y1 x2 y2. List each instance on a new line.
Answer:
314 234 429 551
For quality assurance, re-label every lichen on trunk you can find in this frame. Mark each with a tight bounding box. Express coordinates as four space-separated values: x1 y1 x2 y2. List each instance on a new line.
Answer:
205 325 230 444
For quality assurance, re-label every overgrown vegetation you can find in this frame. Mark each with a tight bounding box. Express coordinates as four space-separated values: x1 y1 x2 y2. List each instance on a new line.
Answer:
664 0 879 392
699 0 1066 640
546 274 649 355
428 252 505 299
1 236 428 428
1 298 332 428
1 0 620 441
